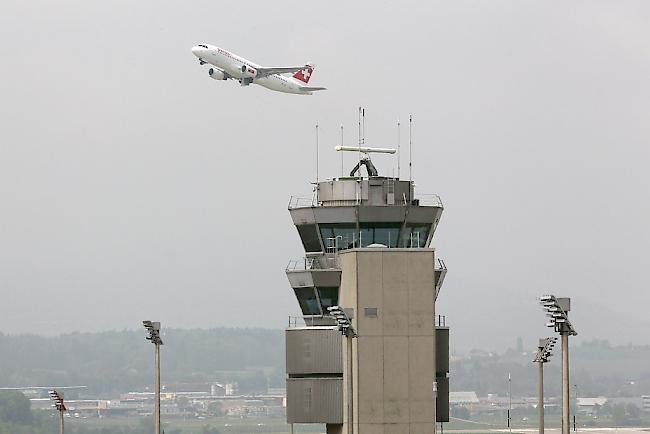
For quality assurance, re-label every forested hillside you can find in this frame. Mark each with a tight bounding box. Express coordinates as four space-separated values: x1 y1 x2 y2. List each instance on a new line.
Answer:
1 329 648 399
0 328 284 396
450 340 650 397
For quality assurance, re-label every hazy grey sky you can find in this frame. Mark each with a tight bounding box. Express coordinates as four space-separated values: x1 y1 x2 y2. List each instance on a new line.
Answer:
0 0 648 351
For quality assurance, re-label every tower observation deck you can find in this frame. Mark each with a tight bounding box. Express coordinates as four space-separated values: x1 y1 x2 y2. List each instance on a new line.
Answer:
285 155 450 434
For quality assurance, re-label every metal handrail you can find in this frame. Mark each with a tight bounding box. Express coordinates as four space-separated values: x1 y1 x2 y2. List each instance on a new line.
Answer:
288 195 316 209
414 194 444 207
287 315 336 328
285 256 340 271
288 193 443 209
285 257 314 271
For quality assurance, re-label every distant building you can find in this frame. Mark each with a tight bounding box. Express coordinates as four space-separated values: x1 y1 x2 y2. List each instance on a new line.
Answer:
576 397 607 414
449 392 480 405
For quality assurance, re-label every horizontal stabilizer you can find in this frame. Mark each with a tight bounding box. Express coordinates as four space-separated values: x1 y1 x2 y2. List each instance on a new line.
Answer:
300 86 327 91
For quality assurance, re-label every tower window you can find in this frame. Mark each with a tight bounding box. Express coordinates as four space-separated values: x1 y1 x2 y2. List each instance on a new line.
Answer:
317 287 339 312
296 224 321 252
359 223 401 247
401 224 432 248
293 287 321 316
319 223 357 250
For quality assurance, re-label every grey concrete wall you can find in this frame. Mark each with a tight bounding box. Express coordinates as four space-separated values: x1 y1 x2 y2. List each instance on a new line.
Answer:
338 249 436 434
287 377 343 424
286 327 342 375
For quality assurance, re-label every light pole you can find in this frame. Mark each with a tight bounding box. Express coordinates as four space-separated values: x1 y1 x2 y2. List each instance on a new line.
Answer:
540 296 577 434
573 384 578 432
327 306 357 434
143 320 164 434
508 373 512 433
533 337 558 434
48 389 66 434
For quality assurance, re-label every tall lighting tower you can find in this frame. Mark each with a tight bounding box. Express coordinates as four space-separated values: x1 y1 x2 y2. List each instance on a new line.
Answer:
143 320 164 434
48 389 66 434
533 337 558 434
540 296 577 434
327 306 358 434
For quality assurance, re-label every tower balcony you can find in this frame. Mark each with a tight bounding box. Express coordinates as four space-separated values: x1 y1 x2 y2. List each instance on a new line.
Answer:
286 253 447 322
286 256 341 321
288 178 443 254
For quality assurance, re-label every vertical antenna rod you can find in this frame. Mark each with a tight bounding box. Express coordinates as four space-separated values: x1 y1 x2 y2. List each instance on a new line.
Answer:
315 122 319 183
409 114 413 202
397 119 401 179
362 108 365 145
340 124 344 177
358 107 362 179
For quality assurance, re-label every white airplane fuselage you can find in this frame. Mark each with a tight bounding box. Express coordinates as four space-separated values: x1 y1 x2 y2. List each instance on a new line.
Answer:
191 44 320 95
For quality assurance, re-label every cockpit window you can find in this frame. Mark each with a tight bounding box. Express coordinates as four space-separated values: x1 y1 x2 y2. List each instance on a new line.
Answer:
198 44 208 49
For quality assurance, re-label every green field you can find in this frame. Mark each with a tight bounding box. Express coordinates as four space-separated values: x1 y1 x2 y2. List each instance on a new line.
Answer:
47 413 650 434
57 416 325 434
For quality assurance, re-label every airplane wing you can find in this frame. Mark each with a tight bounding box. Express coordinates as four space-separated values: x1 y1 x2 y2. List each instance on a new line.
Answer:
300 86 327 91
256 66 306 78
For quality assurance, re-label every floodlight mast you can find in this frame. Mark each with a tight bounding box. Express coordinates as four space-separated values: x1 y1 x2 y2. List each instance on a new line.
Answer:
533 337 557 434
143 320 163 434
48 389 66 434
540 296 577 434
327 306 358 434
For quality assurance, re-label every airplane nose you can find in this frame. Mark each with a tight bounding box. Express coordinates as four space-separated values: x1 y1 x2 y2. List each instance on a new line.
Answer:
191 46 201 56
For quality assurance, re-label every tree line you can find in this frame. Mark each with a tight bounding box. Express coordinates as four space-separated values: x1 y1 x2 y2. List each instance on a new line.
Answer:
1 328 648 399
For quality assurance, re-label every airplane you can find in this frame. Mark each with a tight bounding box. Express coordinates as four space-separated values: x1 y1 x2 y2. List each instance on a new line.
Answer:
191 44 326 95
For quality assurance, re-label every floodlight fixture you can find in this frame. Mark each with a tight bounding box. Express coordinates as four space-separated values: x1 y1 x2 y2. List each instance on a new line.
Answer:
539 295 577 336
143 320 164 345
327 306 358 338
48 390 66 412
533 337 558 363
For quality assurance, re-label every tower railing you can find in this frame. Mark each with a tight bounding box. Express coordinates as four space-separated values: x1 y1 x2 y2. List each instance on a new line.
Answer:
288 195 316 209
288 193 443 209
286 255 340 271
414 194 444 207
286 257 315 271
287 315 337 328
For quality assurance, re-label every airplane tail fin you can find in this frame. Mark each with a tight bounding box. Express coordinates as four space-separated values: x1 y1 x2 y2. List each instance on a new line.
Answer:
293 63 315 83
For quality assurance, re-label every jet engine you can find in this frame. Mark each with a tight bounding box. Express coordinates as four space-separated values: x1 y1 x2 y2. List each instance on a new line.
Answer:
240 64 257 78
208 68 226 80
239 65 257 86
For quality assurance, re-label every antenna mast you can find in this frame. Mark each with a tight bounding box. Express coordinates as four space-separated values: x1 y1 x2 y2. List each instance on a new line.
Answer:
362 108 365 145
397 119 401 179
340 124 344 178
409 114 413 202
316 122 319 183
358 107 362 179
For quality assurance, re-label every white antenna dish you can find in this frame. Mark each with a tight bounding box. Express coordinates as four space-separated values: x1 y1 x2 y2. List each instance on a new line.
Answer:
336 145 396 154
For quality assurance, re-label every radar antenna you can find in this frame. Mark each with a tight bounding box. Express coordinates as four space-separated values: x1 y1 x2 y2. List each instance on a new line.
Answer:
349 155 378 177
335 145 396 178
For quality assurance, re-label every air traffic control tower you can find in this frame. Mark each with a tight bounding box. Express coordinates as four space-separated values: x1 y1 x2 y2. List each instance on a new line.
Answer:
285 149 450 434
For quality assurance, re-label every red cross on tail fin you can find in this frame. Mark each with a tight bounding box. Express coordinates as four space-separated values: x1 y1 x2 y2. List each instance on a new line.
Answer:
293 64 315 83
